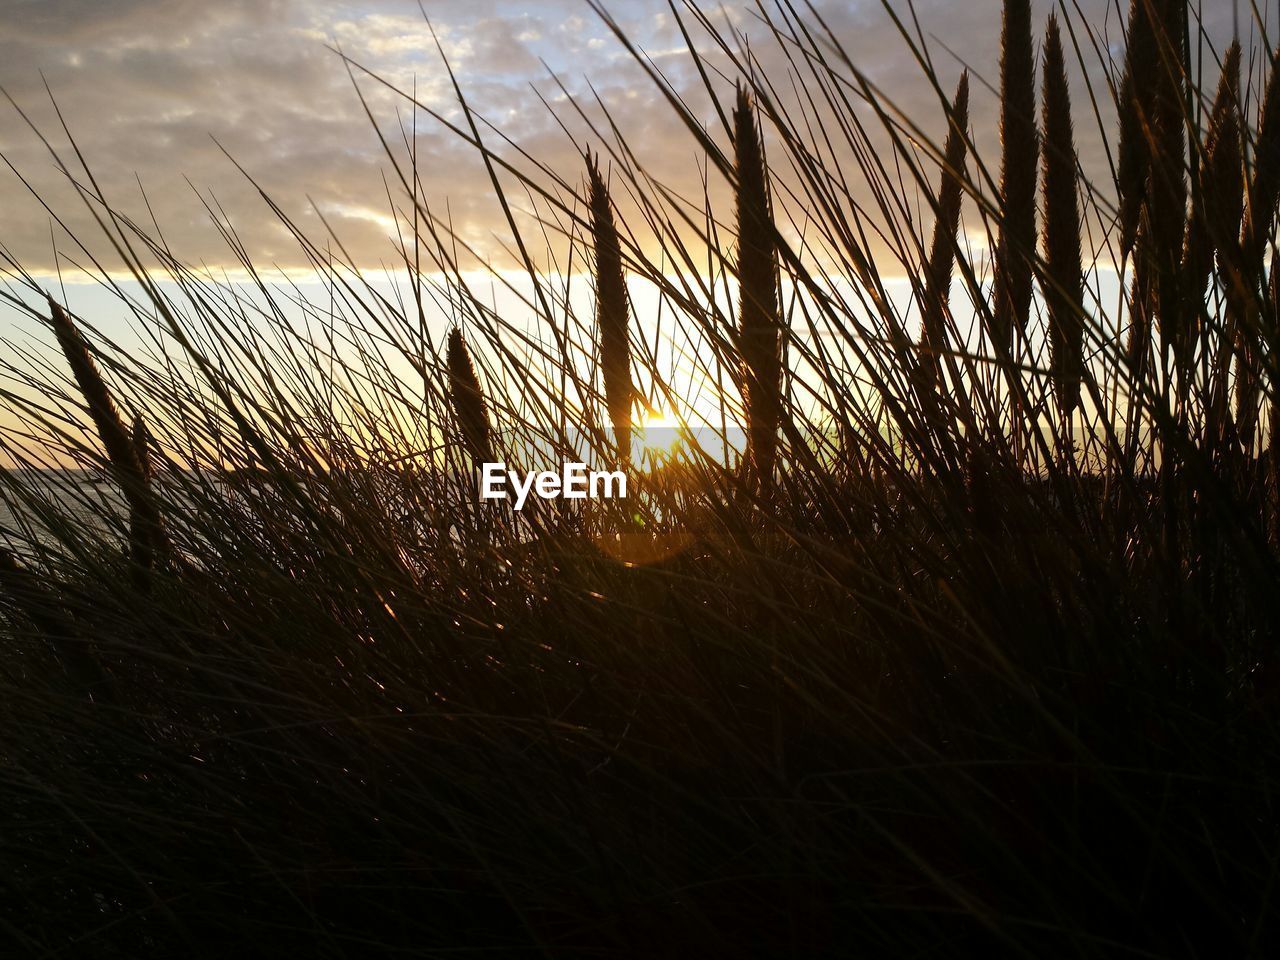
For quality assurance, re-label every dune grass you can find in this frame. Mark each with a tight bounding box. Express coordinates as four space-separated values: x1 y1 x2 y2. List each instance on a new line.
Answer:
1 0 1279 955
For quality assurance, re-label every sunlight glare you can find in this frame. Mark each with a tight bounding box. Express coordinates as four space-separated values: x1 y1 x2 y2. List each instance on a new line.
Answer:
634 411 684 465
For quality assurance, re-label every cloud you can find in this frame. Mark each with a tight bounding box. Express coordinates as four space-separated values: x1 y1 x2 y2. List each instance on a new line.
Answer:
0 0 1245 280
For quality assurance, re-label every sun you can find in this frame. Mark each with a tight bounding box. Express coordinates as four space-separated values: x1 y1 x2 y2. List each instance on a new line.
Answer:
634 411 684 465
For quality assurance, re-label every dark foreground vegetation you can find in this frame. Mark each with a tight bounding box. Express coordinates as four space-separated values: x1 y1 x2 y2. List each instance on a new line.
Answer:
2 0 1279 955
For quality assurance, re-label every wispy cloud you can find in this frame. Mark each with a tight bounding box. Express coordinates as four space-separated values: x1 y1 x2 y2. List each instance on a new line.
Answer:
0 0 1240 277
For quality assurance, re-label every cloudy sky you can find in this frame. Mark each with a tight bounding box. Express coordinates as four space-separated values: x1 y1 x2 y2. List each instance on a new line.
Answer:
0 0 1248 281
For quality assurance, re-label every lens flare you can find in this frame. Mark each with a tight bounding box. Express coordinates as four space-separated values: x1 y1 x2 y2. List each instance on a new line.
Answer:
634 411 683 465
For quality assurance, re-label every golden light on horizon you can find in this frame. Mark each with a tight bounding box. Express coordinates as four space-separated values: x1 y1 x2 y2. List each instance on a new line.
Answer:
634 411 684 465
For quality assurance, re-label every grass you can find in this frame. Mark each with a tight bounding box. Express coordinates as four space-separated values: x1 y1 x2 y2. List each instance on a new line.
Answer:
0 0 1279 955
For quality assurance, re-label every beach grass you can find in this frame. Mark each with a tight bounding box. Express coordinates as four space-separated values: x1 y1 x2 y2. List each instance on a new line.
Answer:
1 1 1279 955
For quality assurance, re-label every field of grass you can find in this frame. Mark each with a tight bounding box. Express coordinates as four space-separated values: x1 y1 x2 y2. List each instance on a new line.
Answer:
1 0 1279 955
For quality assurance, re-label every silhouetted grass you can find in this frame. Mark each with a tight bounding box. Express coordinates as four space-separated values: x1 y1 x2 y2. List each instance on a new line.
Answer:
0 1 1278 957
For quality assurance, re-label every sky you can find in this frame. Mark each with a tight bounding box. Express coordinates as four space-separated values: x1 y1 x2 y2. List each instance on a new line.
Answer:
0 0 1255 385
0 0 1260 466
0 0 1248 281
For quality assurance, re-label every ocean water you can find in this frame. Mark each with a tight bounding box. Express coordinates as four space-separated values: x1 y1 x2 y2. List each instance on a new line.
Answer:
0 470 133 559
0 428 752 565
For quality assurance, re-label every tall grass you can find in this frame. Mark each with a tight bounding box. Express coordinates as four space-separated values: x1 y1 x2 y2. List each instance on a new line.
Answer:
588 153 633 466
0 0 1278 955
732 86 782 497
445 327 493 468
1041 15 1083 424
46 297 162 592
991 0 1038 356
917 71 969 395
